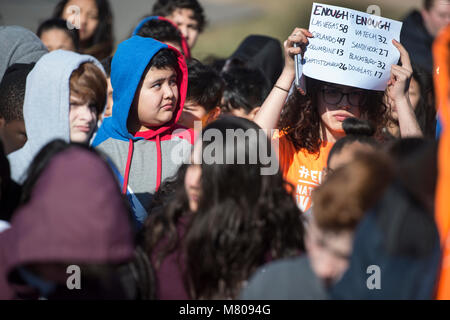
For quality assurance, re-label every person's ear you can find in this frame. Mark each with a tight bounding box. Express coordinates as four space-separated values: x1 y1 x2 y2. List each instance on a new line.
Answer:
0 116 6 129
248 107 261 121
420 8 429 22
204 107 221 126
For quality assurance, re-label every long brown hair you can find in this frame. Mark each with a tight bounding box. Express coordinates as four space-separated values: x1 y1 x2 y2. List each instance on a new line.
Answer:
143 117 304 300
279 77 388 154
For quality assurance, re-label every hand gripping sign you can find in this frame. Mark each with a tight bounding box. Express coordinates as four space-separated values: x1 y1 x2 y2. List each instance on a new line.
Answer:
298 3 403 91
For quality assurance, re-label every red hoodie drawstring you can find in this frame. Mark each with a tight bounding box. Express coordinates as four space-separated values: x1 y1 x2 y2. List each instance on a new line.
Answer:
122 139 134 194
155 134 162 191
122 136 162 194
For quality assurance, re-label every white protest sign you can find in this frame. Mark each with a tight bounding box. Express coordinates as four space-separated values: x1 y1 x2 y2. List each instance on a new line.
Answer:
301 3 403 91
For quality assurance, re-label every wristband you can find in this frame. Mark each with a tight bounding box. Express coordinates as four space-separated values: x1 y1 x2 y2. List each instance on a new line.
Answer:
274 85 290 93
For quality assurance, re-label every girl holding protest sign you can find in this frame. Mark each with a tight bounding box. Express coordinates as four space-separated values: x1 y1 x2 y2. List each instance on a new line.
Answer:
254 27 419 213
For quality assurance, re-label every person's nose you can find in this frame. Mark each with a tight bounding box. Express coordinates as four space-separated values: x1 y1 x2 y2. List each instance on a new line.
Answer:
80 12 88 28
163 83 175 100
179 25 189 41
337 93 352 110
79 104 94 122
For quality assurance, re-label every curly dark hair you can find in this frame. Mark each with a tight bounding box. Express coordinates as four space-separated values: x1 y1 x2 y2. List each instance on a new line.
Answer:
53 0 114 60
136 18 183 48
186 59 224 112
143 116 304 299
152 0 206 33
279 77 388 154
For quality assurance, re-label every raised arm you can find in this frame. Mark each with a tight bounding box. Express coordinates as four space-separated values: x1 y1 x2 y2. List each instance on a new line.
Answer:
254 28 313 131
387 40 423 138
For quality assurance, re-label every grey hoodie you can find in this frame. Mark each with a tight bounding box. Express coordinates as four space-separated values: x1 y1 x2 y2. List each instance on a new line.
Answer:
7 50 104 183
0 26 48 82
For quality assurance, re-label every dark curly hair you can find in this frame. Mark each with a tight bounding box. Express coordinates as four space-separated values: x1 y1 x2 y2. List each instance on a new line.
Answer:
186 59 224 112
136 18 183 49
53 0 114 60
279 77 388 154
152 0 206 33
143 116 304 299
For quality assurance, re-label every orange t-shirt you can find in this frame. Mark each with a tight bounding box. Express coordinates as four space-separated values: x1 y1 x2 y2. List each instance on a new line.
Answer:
275 134 333 212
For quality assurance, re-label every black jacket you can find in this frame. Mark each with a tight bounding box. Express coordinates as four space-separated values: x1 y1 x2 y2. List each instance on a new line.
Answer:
400 10 435 73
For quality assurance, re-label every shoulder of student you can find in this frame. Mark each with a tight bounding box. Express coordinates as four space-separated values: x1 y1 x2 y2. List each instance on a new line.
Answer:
240 256 328 300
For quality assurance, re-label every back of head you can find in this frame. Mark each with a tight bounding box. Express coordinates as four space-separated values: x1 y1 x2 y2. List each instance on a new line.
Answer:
313 152 393 233
327 118 378 168
6 144 134 279
330 176 440 299
186 59 224 113
387 137 438 214
0 26 48 82
329 137 441 299
19 139 72 206
0 63 35 155
136 18 183 50
152 0 206 33
221 64 270 114
0 63 35 123
228 35 283 87
185 116 304 299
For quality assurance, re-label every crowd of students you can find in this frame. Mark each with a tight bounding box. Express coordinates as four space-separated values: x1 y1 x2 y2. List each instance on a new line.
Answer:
0 0 449 300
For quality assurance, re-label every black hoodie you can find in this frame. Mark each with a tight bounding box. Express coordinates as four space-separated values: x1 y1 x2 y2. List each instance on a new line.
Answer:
400 10 435 73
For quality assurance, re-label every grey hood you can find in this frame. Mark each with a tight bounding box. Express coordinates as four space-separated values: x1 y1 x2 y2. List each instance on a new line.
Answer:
8 50 104 183
0 26 48 82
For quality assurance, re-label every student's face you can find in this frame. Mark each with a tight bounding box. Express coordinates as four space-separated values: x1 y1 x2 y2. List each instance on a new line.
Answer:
185 142 202 212
178 101 207 129
422 0 450 37
167 8 200 49
69 93 97 143
387 77 421 121
131 66 178 131
62 0 99 42
0 118 27 155
305 218 353 287
318 84 364 141
103 77 113 118
40 29 76 52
